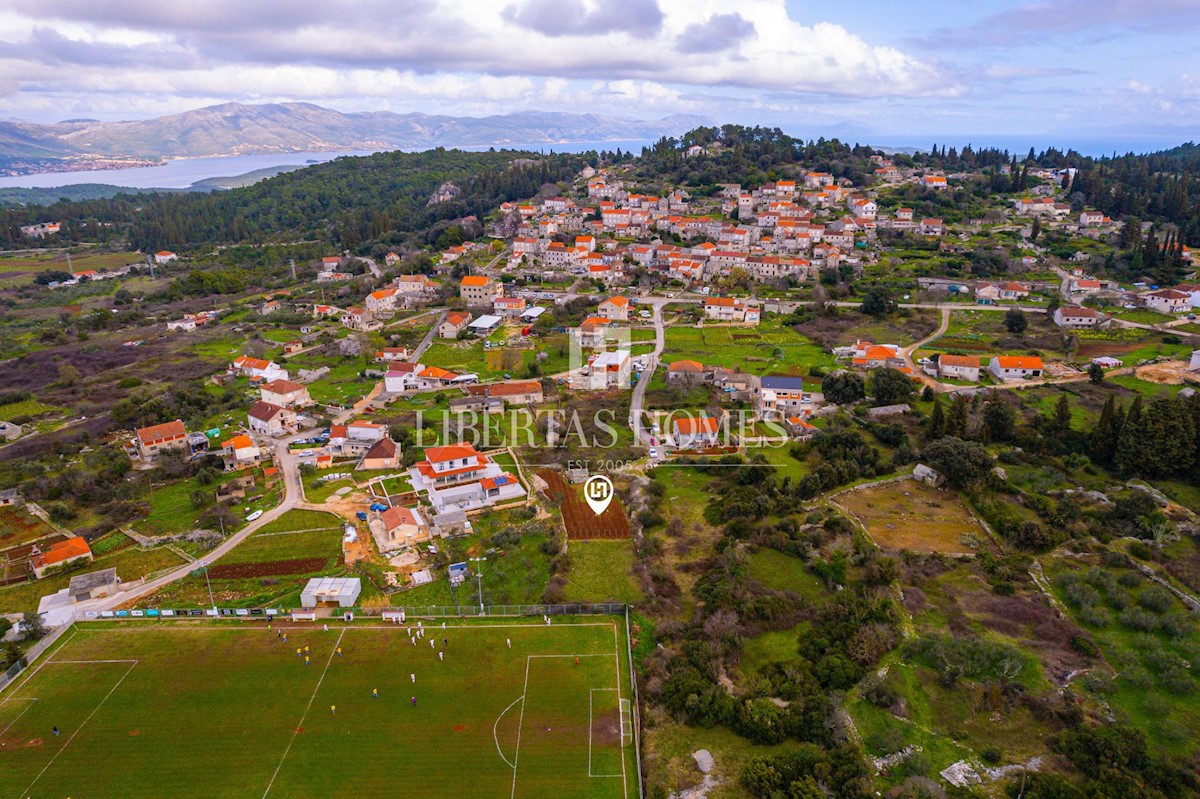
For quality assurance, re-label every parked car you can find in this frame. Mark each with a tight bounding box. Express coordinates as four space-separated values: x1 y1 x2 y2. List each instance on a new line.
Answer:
649 447 659 460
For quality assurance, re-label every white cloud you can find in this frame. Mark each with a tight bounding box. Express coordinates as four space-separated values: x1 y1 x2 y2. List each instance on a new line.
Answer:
0 0 958 122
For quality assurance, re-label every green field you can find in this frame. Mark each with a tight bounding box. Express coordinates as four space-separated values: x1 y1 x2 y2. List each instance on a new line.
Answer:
0 618 638 799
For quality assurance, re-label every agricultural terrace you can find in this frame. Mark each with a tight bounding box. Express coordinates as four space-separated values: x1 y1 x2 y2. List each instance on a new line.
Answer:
837 479 991 555
539 470 630 540
0 617 638 799
660 322 833 377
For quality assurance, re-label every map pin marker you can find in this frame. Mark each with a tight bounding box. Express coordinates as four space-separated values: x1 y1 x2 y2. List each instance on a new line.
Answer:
584 475 614 516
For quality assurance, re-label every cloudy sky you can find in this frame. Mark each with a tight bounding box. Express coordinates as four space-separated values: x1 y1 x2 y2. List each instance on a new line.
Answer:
1 0 1196 145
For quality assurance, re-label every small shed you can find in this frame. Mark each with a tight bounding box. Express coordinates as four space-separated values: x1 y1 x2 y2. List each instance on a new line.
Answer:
68 568 120 603
913 463 946 488
448 562 469 587
300 577 361 608
468 314 502 334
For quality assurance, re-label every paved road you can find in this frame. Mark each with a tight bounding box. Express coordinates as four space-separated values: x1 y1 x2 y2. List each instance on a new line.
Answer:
410 311 445 362
629 300 665 446
87 437 305 612
901 307 951 392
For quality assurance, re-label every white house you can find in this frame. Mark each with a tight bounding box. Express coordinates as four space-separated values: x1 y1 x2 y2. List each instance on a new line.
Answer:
673 416 719 449
231 356 289 382
260 379 312 408
247 401 297 436
935 354 981 382
583 350 631 390
154 250 178 265
989 355 1044 380
1053 306 1104 328
1142 289 1191 315
384 363 424 393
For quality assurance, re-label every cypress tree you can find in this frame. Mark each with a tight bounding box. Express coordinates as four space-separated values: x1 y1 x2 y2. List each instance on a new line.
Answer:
1093 394 1118 465
926 396 946 440
947 394 970 439
1053 395 1072 439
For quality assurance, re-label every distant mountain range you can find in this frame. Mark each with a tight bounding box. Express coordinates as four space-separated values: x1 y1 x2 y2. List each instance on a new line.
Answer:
0 102 707 172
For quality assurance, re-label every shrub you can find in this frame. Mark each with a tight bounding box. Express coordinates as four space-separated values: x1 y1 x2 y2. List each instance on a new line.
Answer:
863 676 900 709
1071 635 1099 657
1118 608 1159 632
1137 586 1174 614
1077 606 1111 628
981 746 1002 765
1128 541 1153 560
1117 570 1142 588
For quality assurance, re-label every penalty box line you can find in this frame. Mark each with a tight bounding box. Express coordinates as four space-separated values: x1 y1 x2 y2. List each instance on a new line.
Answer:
18 658 139 799
514 646 626 798
0 629 79 705
589 688 622 778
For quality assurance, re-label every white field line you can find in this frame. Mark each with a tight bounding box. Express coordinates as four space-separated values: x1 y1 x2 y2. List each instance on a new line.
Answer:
589 688 621 778
261 628 345 799
18 659 138 799
0 629 78 704
77 621 615 633
0 698 36 737
612 622 628 799
493 696 523 770
510 657 532 799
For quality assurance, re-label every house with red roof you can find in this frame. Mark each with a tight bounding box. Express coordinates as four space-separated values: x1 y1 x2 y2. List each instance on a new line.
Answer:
373 505 429 551
31 536 93 578
440 311 472 339
1054 306 1105 328
933 354 981 382
260 379 311 408
989 355 1044 380
1143 289 1191 315
134 419 188 460
220 434 261 470
359 437 399 470
598 295 630 321
247 401 297 437
673 416 720 449
154 250 178 265
460 275 500 306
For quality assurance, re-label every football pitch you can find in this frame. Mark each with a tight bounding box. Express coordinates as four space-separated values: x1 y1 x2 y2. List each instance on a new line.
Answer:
0 617 639 799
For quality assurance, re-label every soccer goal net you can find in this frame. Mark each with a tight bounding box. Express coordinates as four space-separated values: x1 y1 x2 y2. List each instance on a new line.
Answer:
619 698 633 747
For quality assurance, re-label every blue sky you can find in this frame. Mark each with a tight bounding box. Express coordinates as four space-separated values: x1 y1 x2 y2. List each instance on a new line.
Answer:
0 0 1196 149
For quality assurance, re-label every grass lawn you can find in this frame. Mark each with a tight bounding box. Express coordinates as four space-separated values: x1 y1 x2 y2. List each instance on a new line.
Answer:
564 541 644 604
0 398 62 422
1109 308 1177 325
745 549 828 604
661 325 833 376
136 471 248 536
0 618 638 799
837 479 990 555
254 509 344 536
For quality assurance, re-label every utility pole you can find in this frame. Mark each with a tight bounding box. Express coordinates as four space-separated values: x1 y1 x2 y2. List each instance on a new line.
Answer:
146 254 155 280
198 561 217 615
469 556 487 613
289 258 297 281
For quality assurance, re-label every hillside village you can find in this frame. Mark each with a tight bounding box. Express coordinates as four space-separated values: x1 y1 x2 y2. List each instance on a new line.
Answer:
3 134 1200 798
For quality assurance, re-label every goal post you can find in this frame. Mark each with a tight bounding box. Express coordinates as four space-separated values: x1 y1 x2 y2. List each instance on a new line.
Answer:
619 698 632 747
